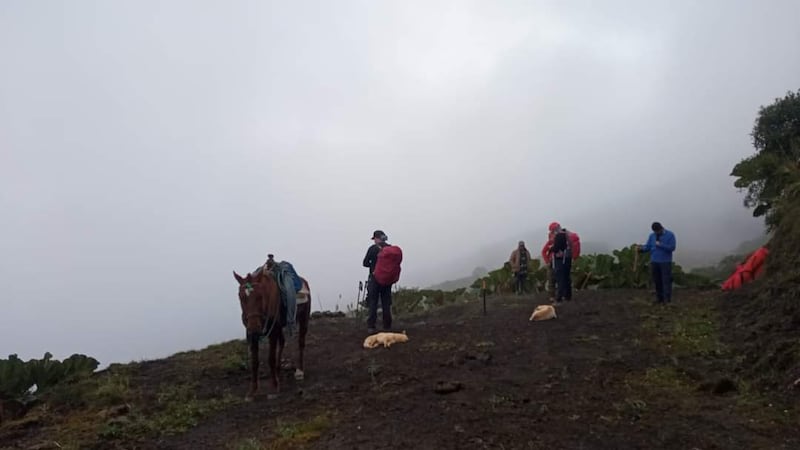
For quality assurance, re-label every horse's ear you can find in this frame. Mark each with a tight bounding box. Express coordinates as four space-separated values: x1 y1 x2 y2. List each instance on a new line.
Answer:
233 271 245 284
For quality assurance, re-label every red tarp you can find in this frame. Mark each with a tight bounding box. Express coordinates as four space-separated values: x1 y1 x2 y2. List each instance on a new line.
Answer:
721 246 769 291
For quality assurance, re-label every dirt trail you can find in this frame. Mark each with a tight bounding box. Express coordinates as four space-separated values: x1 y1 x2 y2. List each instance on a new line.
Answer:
4 289 798 449
155 289 798 449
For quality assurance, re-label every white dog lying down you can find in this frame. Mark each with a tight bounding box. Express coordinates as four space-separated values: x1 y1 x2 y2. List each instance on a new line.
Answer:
529 305 557 321
363 331 409 349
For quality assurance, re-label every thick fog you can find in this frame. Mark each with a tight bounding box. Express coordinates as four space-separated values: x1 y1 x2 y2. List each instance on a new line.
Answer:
2 0 798 366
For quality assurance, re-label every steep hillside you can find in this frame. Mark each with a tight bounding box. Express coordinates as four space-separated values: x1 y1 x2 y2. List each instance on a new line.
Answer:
722 193 800 392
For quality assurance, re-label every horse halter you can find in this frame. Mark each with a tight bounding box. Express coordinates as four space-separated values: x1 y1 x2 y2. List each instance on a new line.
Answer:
243 282 254 297
240 283 265 322
239 281 276 336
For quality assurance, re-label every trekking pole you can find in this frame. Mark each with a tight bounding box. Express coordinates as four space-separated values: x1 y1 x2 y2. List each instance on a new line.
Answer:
482 279 487 315
356 281 363 319
581 272 592 290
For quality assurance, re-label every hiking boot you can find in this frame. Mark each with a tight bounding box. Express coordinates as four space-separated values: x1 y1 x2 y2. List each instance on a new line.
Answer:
367 327 376 334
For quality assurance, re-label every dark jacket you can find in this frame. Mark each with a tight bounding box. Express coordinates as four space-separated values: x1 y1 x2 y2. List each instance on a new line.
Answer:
549 231 571 258
363 242 388 274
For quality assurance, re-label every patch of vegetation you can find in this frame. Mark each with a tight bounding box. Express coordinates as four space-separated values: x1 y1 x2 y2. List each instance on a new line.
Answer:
0 353 99 403
366 358 381 386
36 369 133 415
93 372 132 406
475 341 495 350
487 393 514 410
268 413 333 450
638 366 689 391
630 288 795 429
231 437 266 450
571 334 600 344
639 301 724 358
471 245 714 293
731 88 800 230
158 340 254 382
147 384 236 434
97 383 240 440
419 341 457 352
0 352 101 428
390 287 472 313
343 285 476 319
171 340 249 372
0 354 243 448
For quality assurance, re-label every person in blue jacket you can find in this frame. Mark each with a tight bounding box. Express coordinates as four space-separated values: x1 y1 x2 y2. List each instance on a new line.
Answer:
635 222 677 304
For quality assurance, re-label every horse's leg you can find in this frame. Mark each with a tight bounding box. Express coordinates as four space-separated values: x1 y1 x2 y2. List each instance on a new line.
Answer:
246 335 259 401
277 328 286 373
295 303 309 381
268 331 280 393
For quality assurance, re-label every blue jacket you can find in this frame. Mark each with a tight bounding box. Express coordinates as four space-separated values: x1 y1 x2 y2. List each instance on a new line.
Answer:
640 229 676 263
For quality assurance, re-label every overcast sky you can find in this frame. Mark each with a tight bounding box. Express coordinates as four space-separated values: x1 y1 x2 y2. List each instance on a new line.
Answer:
2 0 798 366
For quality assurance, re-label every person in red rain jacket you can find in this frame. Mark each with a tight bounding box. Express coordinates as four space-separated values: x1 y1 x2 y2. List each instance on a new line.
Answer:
541 222 560 302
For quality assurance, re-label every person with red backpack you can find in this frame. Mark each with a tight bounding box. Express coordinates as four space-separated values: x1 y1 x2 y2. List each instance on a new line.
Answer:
362 230 402 333
541 224 559 302
545 222 581 304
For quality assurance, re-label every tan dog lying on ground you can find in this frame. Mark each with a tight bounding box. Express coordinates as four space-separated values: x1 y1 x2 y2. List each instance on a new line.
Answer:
363 331 409 349
529 305 557 321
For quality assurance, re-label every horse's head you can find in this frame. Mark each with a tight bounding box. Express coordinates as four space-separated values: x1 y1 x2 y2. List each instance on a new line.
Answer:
233 270 280 341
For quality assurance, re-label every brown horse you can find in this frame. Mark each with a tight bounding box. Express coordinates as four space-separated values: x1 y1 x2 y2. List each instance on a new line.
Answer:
232 270 311 400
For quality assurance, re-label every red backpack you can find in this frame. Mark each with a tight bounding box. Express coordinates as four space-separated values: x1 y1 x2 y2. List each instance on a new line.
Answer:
567 231 581 261
373 244 403 286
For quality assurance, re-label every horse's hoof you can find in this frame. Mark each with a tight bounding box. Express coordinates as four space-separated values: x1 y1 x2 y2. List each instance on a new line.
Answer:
294 369 305 381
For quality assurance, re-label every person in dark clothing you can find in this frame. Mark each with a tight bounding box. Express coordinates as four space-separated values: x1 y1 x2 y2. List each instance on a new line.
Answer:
363 230 392 333
547 227 572 303
636 222 677 304
509 241 532 295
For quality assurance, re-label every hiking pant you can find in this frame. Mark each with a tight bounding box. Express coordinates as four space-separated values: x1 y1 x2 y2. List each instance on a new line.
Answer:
366 276 393 330
546 265 556 297
553 256 572 301
651 262 673 303
514 272 527 295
